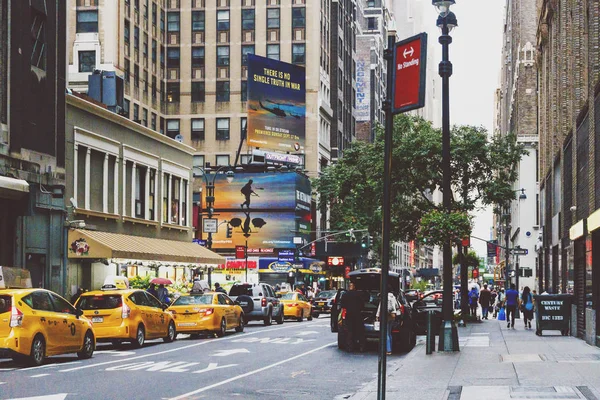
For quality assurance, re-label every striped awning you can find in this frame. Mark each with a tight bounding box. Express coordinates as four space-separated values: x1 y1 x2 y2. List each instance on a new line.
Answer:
68 229 225 265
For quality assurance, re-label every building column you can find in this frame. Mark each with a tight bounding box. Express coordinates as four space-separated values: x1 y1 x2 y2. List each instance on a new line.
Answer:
155 171 159 221
131 162 137 217
167 174 172 224
178 178 183 225
73 144 78 206
145 167 150 219
114 157 119 214
103 153 109 213
84 147 91 209
122 158 127 216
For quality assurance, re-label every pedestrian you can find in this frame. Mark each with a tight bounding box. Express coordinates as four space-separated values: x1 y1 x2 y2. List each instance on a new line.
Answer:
479 284 492 320
520 286 534 329
376 284 400 355
505 283 519 329
147 283 158 299
240 179 258 209
157 284 169 304
340 281 366 352
468 287 479 318
70 288 84 305
214 282 226 294
306 286 314 301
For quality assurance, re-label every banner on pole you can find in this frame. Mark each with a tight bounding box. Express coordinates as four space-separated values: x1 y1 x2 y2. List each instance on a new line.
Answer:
392 33 427 114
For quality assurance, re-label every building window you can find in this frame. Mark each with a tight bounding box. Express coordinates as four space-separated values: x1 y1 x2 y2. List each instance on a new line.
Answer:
167 48 180 68
148 169 156 220
167 12 180 32
133 103 139 122
267 8 280 29
292 43 305 64
217 10 230 31
152 75 156 98
135 167 146 218
152 2 157 25
123 99 130 118
241 45 254 66
134 26 139 48
240 154 251 165
267 44 279 60
124 20 130 43
134 64 139 87
191 119 205 141
166 82 180 103
192 47 205 67
142 108 148 126
76 10 98 33
152 40 157 61
367 17 377 30
216 118 230 140
241 81 248 102
292 7 305 28
124 59 130 82
242 9 255 30
170 176 182 225
151 113 157 130
162 173 168 223
31 9 46 70
160 11 165 32
192 11 205 31
191 82 205 102
166 119 180 139
193 155 205 173
367 0 375 6
216 81 230 102
217 46 230 66
78 51 95 72
216 155 230 166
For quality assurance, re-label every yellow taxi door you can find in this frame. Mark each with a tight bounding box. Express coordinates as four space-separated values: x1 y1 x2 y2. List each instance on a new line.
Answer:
216 294 232 328
298 294 310 318
28 291 59 354
143 292 168 337
130 291 154 336
48 292 84 352
223 295 238 326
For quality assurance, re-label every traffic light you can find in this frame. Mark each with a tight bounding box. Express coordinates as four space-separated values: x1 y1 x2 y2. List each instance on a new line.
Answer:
361 234 372 250
226 225 232 238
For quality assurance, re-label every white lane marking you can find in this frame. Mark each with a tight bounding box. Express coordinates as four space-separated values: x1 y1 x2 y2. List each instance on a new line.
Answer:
103 361 238 374
0 382 7 385
192 362 238 375
211 349 249 357
94 350 136 356
29 374 50 378
168 341 336 400
5 394 68 400
296 331 318 336
231 337 315 345
0 368 16 371
20 361 81 371
59 322 309 373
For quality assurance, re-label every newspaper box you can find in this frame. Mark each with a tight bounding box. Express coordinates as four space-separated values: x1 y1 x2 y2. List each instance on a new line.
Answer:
533 294 573 336
0 266 33 288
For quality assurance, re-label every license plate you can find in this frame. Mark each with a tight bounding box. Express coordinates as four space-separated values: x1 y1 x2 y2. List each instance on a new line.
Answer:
178 322 197 327
318 302 325 306
91 317 103 323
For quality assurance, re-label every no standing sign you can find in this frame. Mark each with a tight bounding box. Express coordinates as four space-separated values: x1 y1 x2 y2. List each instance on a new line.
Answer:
392 33 428 114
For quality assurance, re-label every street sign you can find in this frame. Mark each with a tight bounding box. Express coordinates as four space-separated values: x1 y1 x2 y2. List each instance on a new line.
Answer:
235 245 246 259
392 32 427 114
511 248 529 256
278 249 295 263
192 238 207 247
203 218 218 233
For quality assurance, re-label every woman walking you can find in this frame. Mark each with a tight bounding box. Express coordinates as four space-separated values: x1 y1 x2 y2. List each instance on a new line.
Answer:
521 286 534 329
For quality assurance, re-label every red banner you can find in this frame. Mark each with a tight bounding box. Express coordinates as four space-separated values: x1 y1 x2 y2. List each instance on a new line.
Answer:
393 33 427 114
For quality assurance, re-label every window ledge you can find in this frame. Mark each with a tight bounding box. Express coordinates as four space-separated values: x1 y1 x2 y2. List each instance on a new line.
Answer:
161 222 191 232
123 216 159 226
75 209 120 221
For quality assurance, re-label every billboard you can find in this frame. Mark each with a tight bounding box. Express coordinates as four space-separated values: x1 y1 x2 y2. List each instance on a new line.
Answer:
247 54 306 152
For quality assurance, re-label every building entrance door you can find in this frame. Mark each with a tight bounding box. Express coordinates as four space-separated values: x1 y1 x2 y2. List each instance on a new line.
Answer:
26 253 46 288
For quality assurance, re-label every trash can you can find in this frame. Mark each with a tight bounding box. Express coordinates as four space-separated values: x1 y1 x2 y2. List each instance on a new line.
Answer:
533 294 573 336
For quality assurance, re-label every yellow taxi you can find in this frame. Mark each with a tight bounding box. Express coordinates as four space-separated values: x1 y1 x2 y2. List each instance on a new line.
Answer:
280 292 313 322
168 291 244 337
75 288 176 348
0 288 96 366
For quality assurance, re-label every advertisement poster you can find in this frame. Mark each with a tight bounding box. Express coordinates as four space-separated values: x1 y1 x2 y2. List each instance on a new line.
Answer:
355 58 370 121
247 54 306 152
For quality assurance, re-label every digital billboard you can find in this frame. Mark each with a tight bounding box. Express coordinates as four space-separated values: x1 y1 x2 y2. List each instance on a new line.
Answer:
247 54 306 152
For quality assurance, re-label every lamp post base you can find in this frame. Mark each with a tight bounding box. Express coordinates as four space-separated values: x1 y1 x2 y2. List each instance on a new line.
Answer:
438 320 460 352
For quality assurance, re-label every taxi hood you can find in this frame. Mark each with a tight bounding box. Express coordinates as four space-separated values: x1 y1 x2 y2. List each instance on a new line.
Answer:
347 269 400 293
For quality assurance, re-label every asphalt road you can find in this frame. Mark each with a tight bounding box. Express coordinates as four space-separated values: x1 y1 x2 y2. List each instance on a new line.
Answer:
0 316 410 400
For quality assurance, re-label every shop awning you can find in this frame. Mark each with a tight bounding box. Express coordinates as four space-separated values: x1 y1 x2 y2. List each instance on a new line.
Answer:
68 229 225 265
0 176 29 199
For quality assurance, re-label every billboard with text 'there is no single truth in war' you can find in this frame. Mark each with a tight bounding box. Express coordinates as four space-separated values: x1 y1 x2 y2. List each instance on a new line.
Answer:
247 54 306 153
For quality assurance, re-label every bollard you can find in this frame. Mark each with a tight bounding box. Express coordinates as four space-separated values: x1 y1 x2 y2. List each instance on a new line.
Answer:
426 310 435 354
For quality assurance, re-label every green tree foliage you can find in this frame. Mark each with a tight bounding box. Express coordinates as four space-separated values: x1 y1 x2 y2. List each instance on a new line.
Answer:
312 113 527 258
452 250 480 267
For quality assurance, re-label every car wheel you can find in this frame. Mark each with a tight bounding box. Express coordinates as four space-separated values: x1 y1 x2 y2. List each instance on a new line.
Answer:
307 312 313 321
29 334 45 366
216 318 227 337
276 307 284 324
163 321 176 343
337 331 346 350
132 324 145 348
297 313 303 322
264 310 273 326
235 315 245 332
78 331 95 359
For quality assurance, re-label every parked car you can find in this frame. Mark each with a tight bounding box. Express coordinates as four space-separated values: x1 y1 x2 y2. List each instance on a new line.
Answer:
311 290 337 318
228 283 284 326
75 287 176 348
404 289 423 303
336 269 416 353
0 288 95 366
412 290 444 335
167 291 244 337
280 292 312 321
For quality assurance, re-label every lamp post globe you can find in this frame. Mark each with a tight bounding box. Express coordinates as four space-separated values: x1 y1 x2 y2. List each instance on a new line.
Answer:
436 11 458 31
432 0 455 17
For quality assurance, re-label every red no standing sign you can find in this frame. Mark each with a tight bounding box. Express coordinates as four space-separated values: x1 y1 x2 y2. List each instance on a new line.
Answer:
392 33 427 114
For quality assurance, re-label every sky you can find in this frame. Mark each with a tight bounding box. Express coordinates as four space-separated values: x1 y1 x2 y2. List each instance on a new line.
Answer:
420 0 507 259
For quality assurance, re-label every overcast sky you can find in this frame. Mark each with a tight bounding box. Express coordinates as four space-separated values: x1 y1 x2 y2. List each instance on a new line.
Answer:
421 0 507 259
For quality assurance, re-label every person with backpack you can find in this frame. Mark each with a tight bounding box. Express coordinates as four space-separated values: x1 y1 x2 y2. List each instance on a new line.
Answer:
520 286 534 329
469 287 479 317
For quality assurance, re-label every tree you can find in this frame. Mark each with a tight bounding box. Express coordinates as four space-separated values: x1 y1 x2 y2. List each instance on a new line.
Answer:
312 113 527 260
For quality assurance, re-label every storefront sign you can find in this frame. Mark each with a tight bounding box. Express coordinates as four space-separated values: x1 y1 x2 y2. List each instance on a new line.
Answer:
327 256 344 266
309 264 322 273
278 249 296 263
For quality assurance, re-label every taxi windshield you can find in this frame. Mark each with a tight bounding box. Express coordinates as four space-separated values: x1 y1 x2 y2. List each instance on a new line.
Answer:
77 295 123 310
316 291 335 298
281 293 296 300
173 295 213 305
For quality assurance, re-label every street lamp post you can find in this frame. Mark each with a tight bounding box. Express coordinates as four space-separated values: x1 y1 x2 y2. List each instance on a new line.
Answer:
433 0 459 352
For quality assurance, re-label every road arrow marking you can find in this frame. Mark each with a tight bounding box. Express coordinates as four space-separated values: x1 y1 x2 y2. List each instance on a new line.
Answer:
211 349 249 357
94 350 136 356
6 394 68 400
296 331 318 336
192 362 238 374
403 46 414 58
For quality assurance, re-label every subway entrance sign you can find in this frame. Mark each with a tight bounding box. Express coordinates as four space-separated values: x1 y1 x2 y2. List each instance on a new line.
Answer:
392 33 427 114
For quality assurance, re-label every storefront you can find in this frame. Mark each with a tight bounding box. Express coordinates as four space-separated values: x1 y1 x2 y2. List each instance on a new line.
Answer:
258 257 326 289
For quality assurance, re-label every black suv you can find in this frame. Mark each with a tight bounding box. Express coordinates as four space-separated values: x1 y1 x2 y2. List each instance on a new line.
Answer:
336 269 416 353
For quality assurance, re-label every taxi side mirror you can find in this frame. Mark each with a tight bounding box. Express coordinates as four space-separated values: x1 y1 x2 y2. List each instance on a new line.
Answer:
161 304 168 311
75 308 83 318
234 300 240 306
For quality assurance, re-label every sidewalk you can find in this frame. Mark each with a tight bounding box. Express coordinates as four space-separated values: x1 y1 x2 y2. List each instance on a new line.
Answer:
346 318 600 400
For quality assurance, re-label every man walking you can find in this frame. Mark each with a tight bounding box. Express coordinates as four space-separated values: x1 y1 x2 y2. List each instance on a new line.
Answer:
479 284 492 320
505 283 519 329
340 282 366 352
